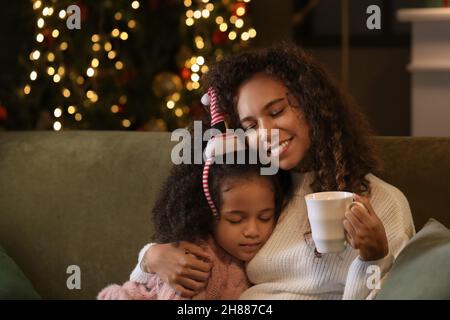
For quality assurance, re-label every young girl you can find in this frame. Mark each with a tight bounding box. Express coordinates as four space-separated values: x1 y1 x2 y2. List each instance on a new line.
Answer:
98 113 292 300
133 43 415 300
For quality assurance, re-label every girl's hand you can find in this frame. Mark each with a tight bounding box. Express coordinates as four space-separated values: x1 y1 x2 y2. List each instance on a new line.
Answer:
142 242 212 297
343 194 389 261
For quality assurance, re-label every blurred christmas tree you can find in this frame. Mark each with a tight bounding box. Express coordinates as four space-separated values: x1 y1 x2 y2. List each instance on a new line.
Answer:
13 0 255 131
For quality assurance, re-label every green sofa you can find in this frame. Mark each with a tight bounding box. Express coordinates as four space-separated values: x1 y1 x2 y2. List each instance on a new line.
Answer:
0 132 449 299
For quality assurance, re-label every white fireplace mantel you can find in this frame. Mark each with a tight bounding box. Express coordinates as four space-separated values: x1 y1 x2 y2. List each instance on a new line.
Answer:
397 8 450 136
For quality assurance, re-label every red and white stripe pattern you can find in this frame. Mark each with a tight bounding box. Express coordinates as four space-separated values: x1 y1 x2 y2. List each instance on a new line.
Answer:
202 88 226 216
202 157 217 216
208 87 225 127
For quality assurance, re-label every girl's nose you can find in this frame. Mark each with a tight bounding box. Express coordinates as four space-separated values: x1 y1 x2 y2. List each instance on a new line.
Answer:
243 219 260 238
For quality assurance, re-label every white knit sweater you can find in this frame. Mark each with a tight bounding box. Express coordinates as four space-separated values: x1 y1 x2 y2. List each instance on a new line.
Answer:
131 171 415 300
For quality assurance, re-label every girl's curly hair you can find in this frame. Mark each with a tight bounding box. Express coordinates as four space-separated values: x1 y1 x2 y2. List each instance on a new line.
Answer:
152 124 292 244
202 43 381 196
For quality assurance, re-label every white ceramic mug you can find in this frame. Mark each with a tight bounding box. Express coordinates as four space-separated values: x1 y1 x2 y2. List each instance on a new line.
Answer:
304 191 365 253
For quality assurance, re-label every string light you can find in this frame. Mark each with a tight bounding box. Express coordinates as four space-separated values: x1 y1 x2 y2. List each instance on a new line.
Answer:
53 74 61 83
230 16 238 24
219 23 228 32
58 66 65 76
120 32 128 40
131 1 140 9
30 50 40 60
195 36 204 49
191 64 200 72
114 12 122 20
201 9 210 18
91 34 100 42
248 28 257 38
86 90 98 102
228 31 237 40
53 121 62 131
186 10 194 18
175 108 183 117
119 95 127 104
192 82 200 89
115 61 124 70
37 18 44 28
91 58 99 68
186 18 194 26
54 107 62 117
197 56 205 65
191 73 200 82
33 1 42 10
108 51 116 59
47 52 55 62
122 119 131 128
235 18 244 28
206 3 214 11
104 42 112 51
30 71 37 81
86 67 95 77
62 88 71 98
128 20 136 29
201 65 209 73
194 10 201 19
241 32 250 41
216 16 224 24
121 119 131 128
47 67 55 75
68 106 76 114
75 113 82 121
110 105 119 113
171 93 181 102
92 43 101 51
36 33 44 42
59 10 66 19
184 0 192 7
59 42 68 50
167 100 175 109
236 7 246 16
111 29 120 37
23 85 31 95
52 29 59 38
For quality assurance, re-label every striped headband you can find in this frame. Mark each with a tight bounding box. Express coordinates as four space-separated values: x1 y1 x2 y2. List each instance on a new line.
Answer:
201 88 245 216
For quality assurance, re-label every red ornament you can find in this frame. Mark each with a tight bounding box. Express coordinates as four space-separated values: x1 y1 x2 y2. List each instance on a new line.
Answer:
0 105 8 122
42 28 54 46
180 67 191 81
75 2 88 23
212 30 227 45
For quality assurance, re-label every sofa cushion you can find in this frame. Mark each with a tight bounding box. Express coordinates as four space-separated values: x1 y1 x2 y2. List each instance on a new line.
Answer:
0 244 41 299
376 218 450 299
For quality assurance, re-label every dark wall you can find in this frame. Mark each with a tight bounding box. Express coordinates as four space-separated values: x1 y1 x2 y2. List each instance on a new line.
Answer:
249 0 411 136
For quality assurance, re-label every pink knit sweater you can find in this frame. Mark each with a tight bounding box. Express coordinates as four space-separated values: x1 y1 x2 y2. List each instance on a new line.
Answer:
97 238 250 300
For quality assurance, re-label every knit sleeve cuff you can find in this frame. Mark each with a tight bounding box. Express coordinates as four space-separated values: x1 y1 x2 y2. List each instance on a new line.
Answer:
129 243 156 283
343 252 394 300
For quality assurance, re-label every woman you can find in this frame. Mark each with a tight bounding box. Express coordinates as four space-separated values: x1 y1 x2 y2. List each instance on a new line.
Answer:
130 44 415 299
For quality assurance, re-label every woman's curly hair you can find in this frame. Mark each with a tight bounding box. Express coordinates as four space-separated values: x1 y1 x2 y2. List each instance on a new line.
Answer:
202 43 381 196
152 124 292 244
